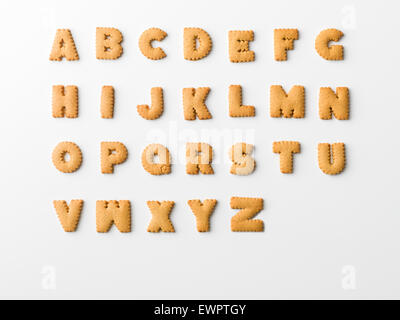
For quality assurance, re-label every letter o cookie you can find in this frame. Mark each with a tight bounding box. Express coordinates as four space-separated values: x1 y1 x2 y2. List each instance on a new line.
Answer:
52 141 82 173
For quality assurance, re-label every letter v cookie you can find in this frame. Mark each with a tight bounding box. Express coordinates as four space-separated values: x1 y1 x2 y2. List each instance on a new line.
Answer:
53 200 83 232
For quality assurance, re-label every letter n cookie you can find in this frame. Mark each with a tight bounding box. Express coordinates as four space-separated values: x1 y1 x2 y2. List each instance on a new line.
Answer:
319 87 349 120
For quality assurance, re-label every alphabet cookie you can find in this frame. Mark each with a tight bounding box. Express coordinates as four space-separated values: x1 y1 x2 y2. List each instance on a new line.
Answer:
52 85 78 118
270 85 305 118
188 199 217 232
186 143 214 175
319 87 349 120
49 29 79 61
137 87 164 120
229 143 255 175
228 30 255 62
139 28 167 60
273 141 300 173
96 27 123 60
315 28 344 60
229 85 255 117
274 29 299 61
100 86 115 119
230 197 264 232
147 201 175 232
182 87 212 120
141 143 171 175
53 200 83 232
183 28 212 61
100 142 128 173
96 200 131 233
52 141 82 173
318 143 346 175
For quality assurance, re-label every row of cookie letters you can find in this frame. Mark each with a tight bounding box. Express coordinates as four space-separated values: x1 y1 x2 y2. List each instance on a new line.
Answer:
52 141 346 175
54 197 265 233
49 27 345 62
52 85 350 120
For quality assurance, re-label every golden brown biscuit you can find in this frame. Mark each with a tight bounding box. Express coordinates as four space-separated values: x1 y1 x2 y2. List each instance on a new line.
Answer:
315 28 344 60
270 85 305 118
318 143 346 175
319 87 349 120
52 85 78 118
137 87 164 120
229 85 255 117
147 201 175 232
52 141 82 173
186 143 214 175
229 143 255 175
274 29 299 61
182 87 212 120
183 28 212 61
141 143 171 175
53 200 83 232
139 28 167 60
100 86 114 119
188 199 217 232
230 197 264 232
272 141 300 173
100 142 128 174
49 29 79 61
228 30 255 63
96 27 123 60
96 200 131 233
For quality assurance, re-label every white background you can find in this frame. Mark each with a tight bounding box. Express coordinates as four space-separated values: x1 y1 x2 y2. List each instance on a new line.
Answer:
0 0 399 299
